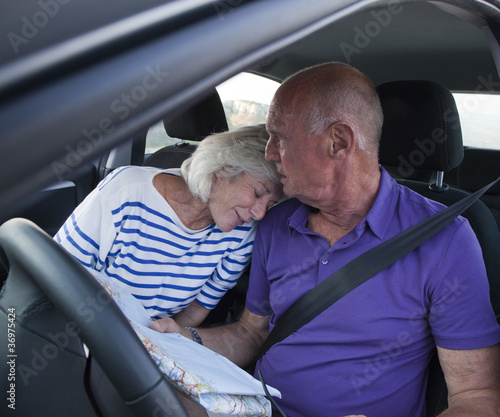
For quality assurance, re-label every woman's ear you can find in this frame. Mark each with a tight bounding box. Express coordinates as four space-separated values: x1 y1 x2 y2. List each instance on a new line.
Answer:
213 170 222 181
327 121 355 159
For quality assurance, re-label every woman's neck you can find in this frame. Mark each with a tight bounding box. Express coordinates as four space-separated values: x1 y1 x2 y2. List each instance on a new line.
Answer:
153 173 213 230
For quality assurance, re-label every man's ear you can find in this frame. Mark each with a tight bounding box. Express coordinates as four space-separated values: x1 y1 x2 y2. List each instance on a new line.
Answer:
327 121 355 159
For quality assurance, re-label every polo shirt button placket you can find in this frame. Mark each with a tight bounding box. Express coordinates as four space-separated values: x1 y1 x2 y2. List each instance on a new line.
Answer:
321 257 328 265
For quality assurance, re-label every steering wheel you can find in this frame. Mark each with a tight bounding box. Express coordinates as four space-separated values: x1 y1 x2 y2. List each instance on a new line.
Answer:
0 218 189 417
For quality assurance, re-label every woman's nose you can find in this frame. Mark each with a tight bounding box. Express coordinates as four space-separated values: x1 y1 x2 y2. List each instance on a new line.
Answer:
251 200 267 221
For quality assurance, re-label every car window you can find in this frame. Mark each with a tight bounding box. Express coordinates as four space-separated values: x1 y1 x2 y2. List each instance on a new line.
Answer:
216 72 279 129
452 93 500 150
145 73 280 155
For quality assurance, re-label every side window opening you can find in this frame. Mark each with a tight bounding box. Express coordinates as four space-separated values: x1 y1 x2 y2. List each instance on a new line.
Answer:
452 93 500 150
144 73 280 156
216 73 280 129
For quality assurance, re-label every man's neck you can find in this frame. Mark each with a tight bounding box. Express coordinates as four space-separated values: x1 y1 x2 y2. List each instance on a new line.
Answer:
307 167 381 246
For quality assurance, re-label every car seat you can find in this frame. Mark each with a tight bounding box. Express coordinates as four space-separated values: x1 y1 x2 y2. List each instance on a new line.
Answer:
378 79 500 318
447 147 500 228
377 79 500 416
143 89 228 169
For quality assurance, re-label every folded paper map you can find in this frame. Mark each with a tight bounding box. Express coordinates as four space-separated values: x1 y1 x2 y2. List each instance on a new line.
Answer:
89 269 281 416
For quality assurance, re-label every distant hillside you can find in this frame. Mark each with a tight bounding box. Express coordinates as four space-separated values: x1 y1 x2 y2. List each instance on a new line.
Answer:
223 100 269 129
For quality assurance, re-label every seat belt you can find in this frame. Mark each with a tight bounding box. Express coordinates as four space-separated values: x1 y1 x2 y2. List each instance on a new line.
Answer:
255 177 500 361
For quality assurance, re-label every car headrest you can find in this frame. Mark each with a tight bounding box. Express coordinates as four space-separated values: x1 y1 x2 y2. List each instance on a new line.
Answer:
163 90 228 141
377 80 464 174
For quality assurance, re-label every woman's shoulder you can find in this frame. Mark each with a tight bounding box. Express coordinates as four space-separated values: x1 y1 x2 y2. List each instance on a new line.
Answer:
97 165 164 191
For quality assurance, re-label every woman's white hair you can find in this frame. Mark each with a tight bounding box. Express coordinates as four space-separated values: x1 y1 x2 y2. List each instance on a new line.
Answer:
181 124 281 203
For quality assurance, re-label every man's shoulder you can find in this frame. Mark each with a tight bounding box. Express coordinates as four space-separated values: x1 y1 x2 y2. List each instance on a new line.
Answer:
394 182 472 241
396 182 448 217
265 198 302 220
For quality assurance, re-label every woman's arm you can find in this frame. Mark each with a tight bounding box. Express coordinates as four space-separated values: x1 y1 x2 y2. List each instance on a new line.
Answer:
171 300 210 327
150 307 270 368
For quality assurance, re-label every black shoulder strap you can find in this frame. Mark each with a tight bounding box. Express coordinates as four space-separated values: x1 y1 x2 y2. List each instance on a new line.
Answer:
255 178 499 361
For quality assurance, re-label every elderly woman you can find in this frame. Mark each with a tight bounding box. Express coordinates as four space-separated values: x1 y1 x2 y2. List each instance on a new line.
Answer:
55 124 282 327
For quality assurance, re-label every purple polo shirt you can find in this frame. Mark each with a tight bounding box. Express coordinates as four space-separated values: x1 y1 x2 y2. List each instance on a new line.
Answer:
246 168 500 417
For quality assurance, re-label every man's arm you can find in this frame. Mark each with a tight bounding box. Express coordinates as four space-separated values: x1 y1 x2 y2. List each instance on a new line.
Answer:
150 307 270 368
437 343 500 417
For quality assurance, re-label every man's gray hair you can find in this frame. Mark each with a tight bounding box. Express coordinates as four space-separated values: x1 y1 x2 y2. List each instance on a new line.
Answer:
181 124 281 203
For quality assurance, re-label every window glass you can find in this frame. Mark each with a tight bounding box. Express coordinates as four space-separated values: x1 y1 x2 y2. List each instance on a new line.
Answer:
145 120 178 155
216 73 279 129
452 93 500 150
145 73 280 155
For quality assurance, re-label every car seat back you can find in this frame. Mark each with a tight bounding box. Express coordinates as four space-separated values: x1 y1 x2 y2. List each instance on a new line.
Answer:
377 80 500 416
143 89 228 168
378 79 500 319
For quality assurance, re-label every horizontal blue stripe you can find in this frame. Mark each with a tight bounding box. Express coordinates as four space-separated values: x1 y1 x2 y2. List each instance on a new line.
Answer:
133 293 188 303
199 289 221 300
116 233 191 250
116 224 240 248
220 262 244 276
105 270 161 289
114 239 228 258
224 256 250 266
111 201 180 230
119 214 211 243
212 224 253 233
98 166 135 191
116 252 218 268
203 237 244 245
70 213 100 250
65 235 99 265
73 256 92 269
118 227 205 249
147 305 174 313
111 261 211 280
204 281 227 294
214 267 240 283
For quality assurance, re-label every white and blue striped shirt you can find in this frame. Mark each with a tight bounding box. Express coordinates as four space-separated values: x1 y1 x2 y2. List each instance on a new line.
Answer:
55 166 257 319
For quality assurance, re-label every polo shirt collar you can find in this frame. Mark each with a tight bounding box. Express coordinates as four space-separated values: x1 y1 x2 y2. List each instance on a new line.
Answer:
287 167 398 240
364 167 398 240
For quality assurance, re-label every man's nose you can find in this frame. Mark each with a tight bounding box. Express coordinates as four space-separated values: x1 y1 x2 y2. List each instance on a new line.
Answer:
265 137 279 162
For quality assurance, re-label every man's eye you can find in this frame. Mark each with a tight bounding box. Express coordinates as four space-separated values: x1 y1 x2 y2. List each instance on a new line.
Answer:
254 189 261 198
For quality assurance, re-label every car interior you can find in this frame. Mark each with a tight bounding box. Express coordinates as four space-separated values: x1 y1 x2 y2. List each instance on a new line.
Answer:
1 0 500 416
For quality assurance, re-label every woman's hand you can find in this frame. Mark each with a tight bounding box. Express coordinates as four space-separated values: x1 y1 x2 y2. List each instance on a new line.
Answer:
149 317 193 340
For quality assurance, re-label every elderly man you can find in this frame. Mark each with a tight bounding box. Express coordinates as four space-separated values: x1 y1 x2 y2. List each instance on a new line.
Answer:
152 62 500 417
